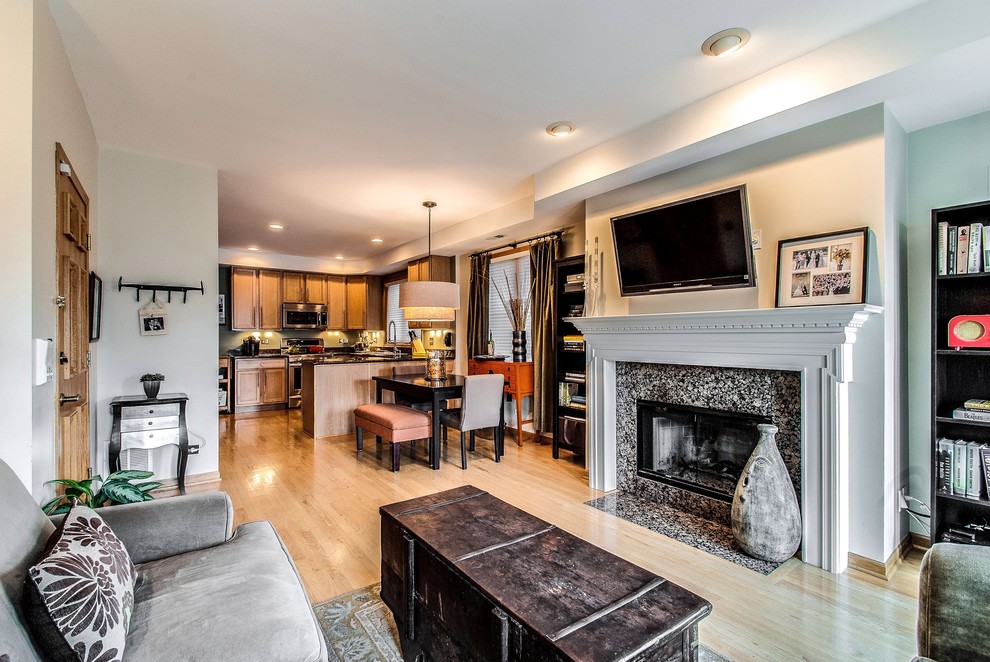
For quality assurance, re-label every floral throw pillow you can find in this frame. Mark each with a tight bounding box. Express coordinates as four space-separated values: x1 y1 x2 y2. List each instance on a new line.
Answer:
24 504 136 662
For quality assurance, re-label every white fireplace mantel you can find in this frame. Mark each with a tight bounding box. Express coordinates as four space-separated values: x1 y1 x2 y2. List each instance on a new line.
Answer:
570 304 882 573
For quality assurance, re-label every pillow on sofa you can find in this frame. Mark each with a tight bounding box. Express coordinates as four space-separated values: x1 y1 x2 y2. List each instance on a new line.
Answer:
23 503 136 662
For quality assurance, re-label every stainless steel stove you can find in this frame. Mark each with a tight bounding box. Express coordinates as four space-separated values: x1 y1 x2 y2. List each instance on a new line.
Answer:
282 338 324 408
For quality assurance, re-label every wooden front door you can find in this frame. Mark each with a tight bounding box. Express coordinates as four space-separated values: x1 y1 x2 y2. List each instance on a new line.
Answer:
56 143 91 481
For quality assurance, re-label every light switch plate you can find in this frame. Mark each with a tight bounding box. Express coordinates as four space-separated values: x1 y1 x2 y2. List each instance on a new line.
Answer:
33 338 54 386
751 229 763 250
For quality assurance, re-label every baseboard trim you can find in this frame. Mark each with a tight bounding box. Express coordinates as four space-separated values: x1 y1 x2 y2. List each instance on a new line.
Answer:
910 532 932 550
150 471 221 498
847 533 915 580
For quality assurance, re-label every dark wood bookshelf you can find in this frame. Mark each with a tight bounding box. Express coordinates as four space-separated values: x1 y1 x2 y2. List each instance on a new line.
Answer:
553 255 586 461
931 200 990 544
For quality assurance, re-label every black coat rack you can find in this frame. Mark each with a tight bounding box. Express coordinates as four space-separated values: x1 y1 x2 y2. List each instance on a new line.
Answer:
117 277 205 303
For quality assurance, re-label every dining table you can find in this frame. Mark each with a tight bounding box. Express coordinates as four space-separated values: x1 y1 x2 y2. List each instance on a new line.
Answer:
372 373 467 470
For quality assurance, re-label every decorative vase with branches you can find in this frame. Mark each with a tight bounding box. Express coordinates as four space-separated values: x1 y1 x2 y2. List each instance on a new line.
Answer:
491 271 533 361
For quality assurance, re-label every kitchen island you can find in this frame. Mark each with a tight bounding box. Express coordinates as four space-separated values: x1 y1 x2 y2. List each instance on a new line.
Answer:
302 358 451 438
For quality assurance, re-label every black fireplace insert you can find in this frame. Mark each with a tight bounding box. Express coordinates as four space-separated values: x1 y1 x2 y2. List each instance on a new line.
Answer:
637 400 771 502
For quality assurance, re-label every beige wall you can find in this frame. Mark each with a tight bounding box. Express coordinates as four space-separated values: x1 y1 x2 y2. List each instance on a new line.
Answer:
31 0 100 497
0 1 36 489
585 109 887 315
0 1 98 495
97 148 220 480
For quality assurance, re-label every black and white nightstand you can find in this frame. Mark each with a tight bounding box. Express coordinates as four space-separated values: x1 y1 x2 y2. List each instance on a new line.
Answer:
109 393 189 494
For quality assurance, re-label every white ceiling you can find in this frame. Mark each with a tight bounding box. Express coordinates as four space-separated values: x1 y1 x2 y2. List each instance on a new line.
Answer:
51 0 955 267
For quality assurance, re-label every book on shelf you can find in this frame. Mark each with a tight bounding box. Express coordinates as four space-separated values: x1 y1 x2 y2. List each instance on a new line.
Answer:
967 441 984 499
558 382 579 407
970 222 984 273
984 226 990 272
565 273 585 283
936 438 953 493
964 399 990 411
956 225 970 274
937 221 948 275
981 447 990 501
948 226 957 274
952 407 990 422
954 439 969 495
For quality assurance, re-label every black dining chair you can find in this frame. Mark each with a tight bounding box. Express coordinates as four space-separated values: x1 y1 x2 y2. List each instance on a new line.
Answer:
440 374 505 469
391 364 433 411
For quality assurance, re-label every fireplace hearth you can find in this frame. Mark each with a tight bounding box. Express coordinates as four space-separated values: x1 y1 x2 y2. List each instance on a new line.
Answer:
637 401 770 502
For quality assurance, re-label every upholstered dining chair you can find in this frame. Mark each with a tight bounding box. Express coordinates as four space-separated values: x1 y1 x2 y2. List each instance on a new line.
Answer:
440 373 505 469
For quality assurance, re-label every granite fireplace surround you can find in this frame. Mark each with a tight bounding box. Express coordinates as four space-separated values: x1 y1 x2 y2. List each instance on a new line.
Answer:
615 362 801 528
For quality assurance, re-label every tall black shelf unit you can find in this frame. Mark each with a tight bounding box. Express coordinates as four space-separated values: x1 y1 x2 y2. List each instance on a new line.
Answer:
931 200 990 545
553 255 586 461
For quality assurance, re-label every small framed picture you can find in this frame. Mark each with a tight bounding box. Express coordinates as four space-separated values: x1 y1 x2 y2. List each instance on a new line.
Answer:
775 227 869 308
139 300 168 336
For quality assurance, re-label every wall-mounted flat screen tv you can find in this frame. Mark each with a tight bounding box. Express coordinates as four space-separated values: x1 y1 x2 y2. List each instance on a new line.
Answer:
610 184 755 296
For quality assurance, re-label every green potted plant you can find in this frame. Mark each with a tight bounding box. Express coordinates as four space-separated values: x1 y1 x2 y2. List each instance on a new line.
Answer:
141 372 165 399
41 470 162 515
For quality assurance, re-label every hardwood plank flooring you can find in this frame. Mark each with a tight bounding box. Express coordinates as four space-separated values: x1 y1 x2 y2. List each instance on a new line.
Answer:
216 409 922 661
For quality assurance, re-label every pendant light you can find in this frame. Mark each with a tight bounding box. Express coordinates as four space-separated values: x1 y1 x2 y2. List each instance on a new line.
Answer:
399 201 459 321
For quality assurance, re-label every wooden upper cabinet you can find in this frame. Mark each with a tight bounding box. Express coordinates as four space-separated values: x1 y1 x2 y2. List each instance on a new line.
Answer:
282 271 306 303
345 276 383 330
231 267 259 330
283 271 327 304
407 256 454 283
258 269 282 329
327 275 346 329
231 267 281 330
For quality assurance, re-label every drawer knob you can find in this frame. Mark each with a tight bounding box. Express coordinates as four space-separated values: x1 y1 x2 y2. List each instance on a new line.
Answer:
148 433 154 438
148 409 154 414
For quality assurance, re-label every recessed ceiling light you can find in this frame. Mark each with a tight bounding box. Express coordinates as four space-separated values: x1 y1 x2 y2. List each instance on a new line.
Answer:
546 121 576 137
371 238 384 244
268 223 285 230
701 28 750 57
247 246 260 251
334 255 344 260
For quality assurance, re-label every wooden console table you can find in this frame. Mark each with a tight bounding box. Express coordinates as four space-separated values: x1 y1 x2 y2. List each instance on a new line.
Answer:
381 485 712 661
468 359 533 444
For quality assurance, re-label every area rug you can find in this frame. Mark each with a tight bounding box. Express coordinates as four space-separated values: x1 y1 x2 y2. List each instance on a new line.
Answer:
313 583 732 661
586 491 783 575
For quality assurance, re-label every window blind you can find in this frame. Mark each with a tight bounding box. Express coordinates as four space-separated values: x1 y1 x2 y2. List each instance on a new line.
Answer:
488 254 532 361
386 282 410 342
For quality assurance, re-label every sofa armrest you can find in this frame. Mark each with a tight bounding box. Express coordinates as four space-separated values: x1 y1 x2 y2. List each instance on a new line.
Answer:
917 542 990 661
89 492 234 564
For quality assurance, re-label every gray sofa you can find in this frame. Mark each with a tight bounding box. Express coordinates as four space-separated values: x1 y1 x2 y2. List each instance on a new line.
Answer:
0 459 328 661
916 542 990 662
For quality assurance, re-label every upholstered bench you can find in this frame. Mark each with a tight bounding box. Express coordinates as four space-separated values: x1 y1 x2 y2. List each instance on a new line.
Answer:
354 403 432 472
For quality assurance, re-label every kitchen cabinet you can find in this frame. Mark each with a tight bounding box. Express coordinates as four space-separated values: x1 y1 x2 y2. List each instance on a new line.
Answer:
408 256 453 283
234 357 288 411
327 275 346 329
345 276 383 330
283 271 327 304
230 267 282 330
218 356 231 413
407 256 455 329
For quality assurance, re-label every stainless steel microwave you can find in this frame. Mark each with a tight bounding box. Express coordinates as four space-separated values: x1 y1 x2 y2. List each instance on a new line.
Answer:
282 303 328 329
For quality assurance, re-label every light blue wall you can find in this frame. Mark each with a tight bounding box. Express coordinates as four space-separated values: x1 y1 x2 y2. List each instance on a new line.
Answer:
906 111 990 528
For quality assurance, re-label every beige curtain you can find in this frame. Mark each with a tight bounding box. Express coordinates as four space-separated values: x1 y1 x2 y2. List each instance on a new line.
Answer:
529 236 559 433
468 253 490 357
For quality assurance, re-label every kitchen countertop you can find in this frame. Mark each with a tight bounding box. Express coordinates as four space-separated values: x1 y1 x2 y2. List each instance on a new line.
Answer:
229 352 450 365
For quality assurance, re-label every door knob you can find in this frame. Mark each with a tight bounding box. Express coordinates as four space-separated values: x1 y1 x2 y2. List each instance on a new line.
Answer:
59 393 81 406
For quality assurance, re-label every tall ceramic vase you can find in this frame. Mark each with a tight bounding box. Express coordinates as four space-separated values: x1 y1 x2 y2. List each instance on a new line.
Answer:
731 424 801 562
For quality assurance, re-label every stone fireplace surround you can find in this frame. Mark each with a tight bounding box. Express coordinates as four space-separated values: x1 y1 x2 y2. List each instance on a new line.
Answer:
616 364 801 527
571 304 880 574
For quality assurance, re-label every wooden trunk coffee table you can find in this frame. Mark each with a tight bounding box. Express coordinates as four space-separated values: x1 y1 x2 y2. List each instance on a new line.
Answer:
380 486 712 662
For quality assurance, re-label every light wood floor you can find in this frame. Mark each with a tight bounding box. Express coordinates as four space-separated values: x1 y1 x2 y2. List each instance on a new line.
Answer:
216 409 922 661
